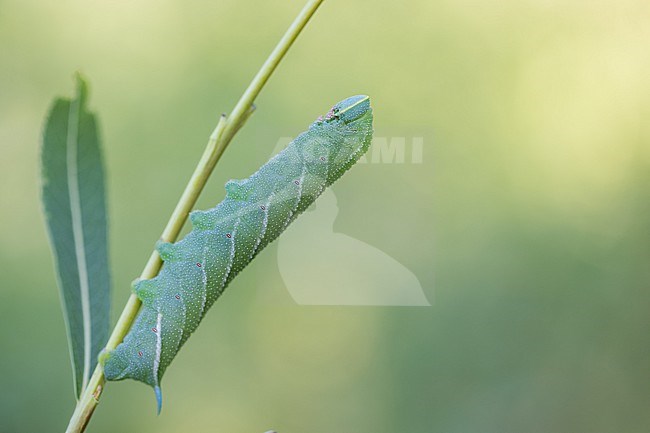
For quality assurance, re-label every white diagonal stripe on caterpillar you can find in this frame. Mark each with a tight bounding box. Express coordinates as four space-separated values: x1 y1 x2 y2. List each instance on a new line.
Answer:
198 245 209 319
281 165 306 231
222 217 240 287
172 286 187 355
153 312 163 386
250 193 273 259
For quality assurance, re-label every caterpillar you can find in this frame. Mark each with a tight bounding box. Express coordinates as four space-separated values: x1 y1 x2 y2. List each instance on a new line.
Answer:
103 95 373 411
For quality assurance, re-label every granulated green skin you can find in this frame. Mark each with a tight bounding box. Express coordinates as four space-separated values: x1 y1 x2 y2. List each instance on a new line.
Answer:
103 96 373 410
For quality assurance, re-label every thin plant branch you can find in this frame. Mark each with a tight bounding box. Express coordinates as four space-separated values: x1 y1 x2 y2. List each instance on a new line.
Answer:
64 1 325 431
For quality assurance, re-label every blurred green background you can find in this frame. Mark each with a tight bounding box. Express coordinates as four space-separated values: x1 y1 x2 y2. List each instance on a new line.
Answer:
1 0 649 432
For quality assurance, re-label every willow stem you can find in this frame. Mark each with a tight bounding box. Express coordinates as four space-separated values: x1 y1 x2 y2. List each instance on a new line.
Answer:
64 1 325 431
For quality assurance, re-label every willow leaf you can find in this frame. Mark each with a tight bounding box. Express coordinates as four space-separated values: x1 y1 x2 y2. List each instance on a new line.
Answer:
41 74 111 398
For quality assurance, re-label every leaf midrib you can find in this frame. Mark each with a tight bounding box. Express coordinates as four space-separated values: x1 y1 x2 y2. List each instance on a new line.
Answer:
66 92 92 393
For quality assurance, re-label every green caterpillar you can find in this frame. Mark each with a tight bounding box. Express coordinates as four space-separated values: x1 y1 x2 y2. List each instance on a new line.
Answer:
103 95 373 411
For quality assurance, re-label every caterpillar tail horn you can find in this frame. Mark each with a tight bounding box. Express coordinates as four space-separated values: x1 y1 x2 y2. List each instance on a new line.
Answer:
154 386 162 414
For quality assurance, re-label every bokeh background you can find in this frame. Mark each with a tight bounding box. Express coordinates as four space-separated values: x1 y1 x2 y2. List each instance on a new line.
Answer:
1 0 649 432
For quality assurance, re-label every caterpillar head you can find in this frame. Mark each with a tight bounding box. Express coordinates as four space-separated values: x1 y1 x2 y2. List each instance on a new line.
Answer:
333 94 371 124
313 95 373 179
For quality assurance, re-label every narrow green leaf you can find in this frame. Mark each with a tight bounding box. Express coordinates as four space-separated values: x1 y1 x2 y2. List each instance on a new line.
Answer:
41 74 111 398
